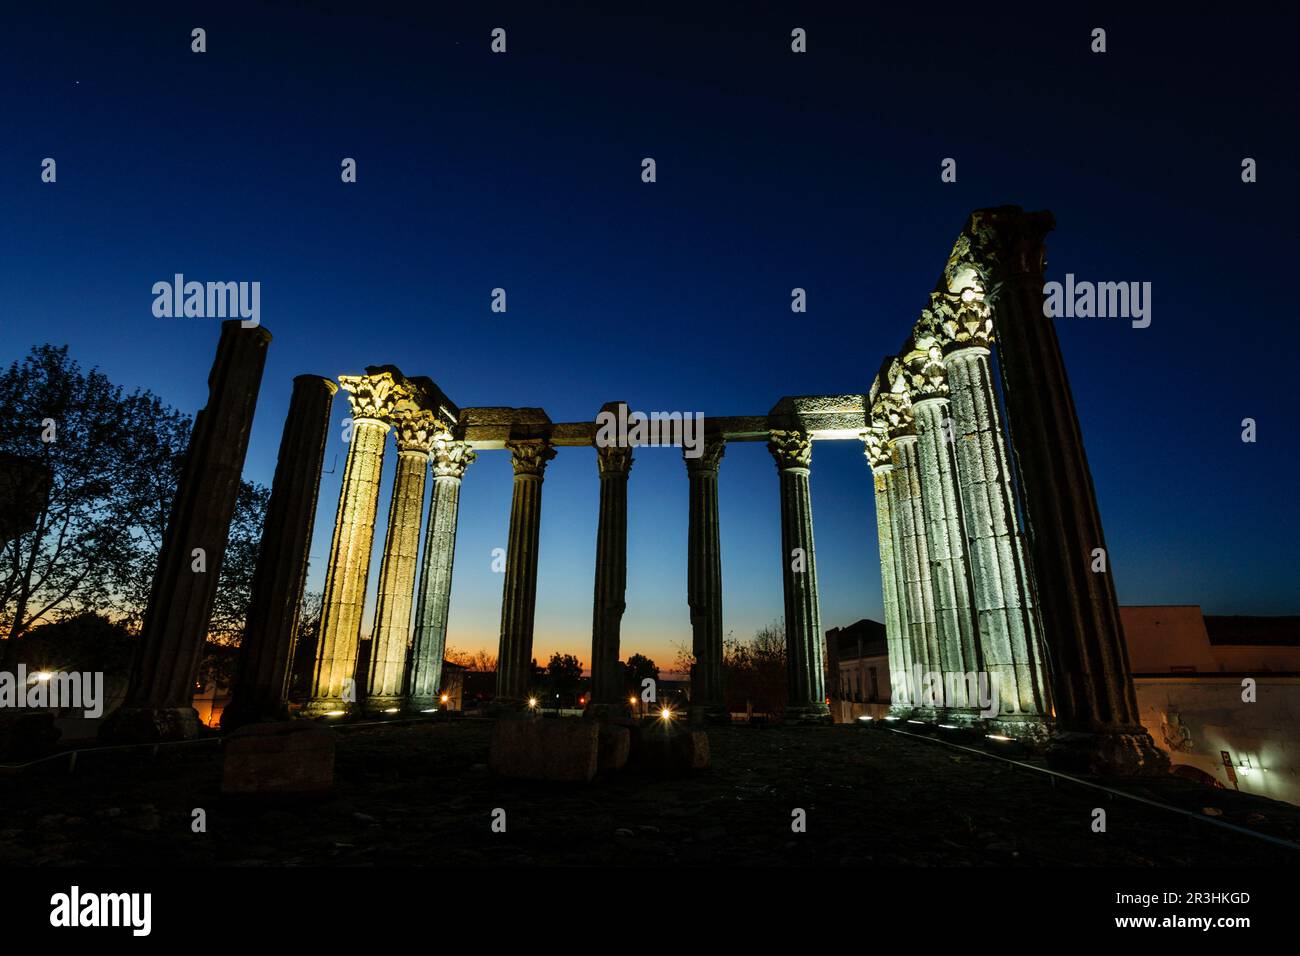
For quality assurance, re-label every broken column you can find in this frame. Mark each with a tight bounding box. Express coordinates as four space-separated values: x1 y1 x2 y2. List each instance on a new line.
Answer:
686 436 727 721
107 320 271 740
223 374 336 731
768 429 829 720
407 436 475 712
590 431 633 712
305 370 409 717
947 205 1166 773
494 438 556 706
365 407 437 714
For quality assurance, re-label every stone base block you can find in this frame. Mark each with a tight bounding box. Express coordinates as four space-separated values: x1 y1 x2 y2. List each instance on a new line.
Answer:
99 706 203 743
597 722 630 772
631 720 710 773
1046 729 1171 776
221 720 335 795
489 717 599 782
0 712 61 759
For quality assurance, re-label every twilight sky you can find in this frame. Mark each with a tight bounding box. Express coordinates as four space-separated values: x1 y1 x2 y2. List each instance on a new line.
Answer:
3 4 1297 672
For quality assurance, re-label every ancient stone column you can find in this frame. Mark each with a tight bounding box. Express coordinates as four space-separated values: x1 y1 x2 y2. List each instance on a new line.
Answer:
365 408 438 714
222 374 336 731
933 289 1051 735
686 437 726 721
590 441 633 711
494 439 556 706
948 205 1166 773
407 436 475 712
903 326 983 719
108 320 271 741
305 371 409 717
768 430 829 720
862 425 913 716
877 384 942 714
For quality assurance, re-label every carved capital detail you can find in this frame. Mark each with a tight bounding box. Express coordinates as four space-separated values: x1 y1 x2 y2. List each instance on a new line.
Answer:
431 438 476 479
768 430 812 470
685 437 725 473
901 328 949 404
871 383 915 444
339 370 411 422
861 426 892 471
945 205 1055 291
393 409 442 454
596 444 633 477
507 439 556 478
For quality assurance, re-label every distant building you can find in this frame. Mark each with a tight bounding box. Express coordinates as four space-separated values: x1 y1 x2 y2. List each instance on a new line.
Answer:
824 619 890 722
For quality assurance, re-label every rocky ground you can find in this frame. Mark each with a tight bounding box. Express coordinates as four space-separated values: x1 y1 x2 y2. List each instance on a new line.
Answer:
3 719 1299 866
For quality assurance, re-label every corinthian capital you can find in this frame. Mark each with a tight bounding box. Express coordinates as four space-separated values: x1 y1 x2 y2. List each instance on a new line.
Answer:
768 430 812 470
339 371 412 423
901 325 948 405
393 409 442 454
861 425 892 472
596 444 633 477
945 205 1055 291
870 370 915 443
685 437 725 473
431 437 476 478
507 439 556 477
941 286 995 353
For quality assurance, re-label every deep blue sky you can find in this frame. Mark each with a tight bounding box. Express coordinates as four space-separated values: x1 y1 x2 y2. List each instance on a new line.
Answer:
3 3 1297 670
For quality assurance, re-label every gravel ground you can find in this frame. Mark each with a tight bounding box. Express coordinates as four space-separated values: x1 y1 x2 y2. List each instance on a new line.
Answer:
2 719 1298 867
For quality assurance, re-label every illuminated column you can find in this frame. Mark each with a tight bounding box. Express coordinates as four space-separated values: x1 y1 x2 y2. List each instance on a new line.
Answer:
109 321 271 740
223 374 336 730
904 328 983 719
305 371 408 717
862 425 913 716
936 290 1050 733
590 441 633 711
950 205 1165 772
879 385 942 713
768 430 829 720
365 409 437 713
407 436 475 712
494 438 556 706
686 437 726 721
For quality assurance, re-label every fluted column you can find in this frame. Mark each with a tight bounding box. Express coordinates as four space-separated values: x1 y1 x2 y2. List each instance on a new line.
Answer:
686 437 726 720
934 290 1050 733
494 439 556 706
948 205 1165 773
306 371 409 716
903 328 983 718
878 386 942 713
107 321 271 741
590 441 632 711
862 426 912 715
768 430 829 720
223 374 336 730
365 409 437 713
407 437 475 711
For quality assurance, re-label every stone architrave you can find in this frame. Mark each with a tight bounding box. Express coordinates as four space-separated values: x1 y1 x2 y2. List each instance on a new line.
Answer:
590 436 633 711
306 370 410 716
108 320 272 741
494 439 556 706
686 437 726 721
223 374 336 730
365 407 438 713
767 429 829 720
407 436 475 712
947 205 1166 773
